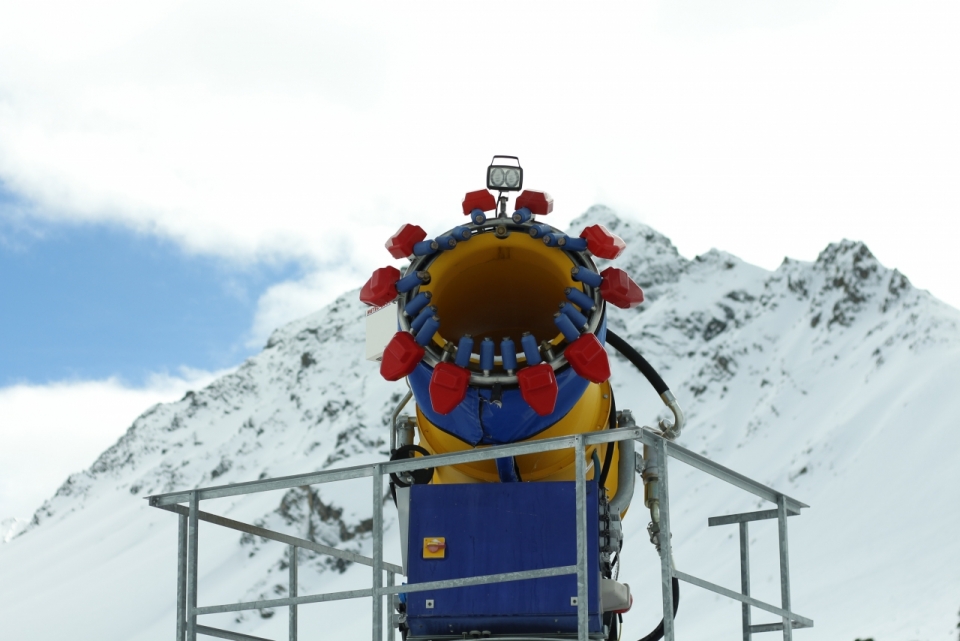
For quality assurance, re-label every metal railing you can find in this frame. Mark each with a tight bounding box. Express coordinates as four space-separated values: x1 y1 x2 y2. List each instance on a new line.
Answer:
148 424 813 641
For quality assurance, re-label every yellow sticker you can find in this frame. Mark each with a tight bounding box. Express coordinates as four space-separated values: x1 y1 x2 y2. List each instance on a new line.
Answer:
423 537 446 559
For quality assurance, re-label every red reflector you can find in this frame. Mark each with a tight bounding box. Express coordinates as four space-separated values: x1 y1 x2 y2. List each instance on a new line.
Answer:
515 190 554 216
564 333 611 383
599 268 644 309
462 189 497 215
517 363 558 416
429 362 472 414
379 332 424 381
385 223 427 259
359 266 401 307
580 224 626 260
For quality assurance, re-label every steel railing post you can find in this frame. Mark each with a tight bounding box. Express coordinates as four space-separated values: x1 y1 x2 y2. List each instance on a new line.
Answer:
574 435 588 641
387 571 395 641
656 437 675 641
372 464 384 641
289 545 298 641
177 513 187 641
740 521 751 641
777 495 792 641
187 491 199 641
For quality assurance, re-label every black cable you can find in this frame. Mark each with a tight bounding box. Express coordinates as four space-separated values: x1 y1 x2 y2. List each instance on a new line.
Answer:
606 330 669 396
637 577 680 641
597 392 617 488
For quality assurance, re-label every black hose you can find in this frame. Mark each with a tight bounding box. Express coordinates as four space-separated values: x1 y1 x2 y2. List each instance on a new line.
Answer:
606 330 669 396
637 577 680 641
389 444 434 487
604 331 680 639
597 391 617 488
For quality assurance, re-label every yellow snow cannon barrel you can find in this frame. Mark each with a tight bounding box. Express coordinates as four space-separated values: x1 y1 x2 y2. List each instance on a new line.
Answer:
360 188 645 497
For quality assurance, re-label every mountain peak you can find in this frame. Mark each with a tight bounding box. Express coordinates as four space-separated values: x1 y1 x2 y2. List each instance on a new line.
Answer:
814 239 880 276
568 205 680 257
566 206 687 296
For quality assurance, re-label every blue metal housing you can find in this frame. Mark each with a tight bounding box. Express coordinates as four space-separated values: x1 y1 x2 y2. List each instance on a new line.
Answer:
405 481 602 637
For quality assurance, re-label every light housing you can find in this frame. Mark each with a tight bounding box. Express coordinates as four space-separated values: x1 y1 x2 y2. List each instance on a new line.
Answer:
487 155 524 192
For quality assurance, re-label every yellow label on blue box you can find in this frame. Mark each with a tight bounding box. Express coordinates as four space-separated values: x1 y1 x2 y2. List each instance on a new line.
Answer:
423 537 446 559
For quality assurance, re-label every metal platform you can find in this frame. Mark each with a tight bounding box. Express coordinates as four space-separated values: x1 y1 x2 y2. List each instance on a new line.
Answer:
147 424 813 641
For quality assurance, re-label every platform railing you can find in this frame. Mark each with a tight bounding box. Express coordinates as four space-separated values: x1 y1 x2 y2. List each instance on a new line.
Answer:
148 425 812 641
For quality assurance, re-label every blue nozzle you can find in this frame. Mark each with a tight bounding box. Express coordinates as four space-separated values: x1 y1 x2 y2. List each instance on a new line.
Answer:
528 224 552 239
404 291 432 317
413 240 438 257
471 209 486 225
480 338 495 372
435 235 457 251
500 338 517 372
553 313 580 343
415 316 440 346
455 336 474 368
571 266 602 287
397 271 427 293
451 226 471 241
512 207 533 224
565 287 595 311
520 333 542 366
411 305 436 333
542 233 562 247
563 237 588 251
559 302 589 330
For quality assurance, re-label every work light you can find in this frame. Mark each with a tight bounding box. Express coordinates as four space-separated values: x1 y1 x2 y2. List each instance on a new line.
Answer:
487 155 523 192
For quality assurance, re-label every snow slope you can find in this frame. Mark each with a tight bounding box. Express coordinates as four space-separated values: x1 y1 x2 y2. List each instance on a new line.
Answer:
1 207 958 641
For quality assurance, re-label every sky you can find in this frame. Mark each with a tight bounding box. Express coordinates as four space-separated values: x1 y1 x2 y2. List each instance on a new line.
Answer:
1 0 958 520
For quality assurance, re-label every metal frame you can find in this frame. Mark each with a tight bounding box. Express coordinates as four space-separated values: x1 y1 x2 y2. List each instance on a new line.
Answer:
148 425 812 641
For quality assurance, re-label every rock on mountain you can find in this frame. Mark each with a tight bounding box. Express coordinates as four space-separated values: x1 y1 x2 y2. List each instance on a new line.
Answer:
1 207 958 641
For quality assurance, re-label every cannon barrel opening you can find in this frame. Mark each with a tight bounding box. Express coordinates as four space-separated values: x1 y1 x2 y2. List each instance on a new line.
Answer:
419 232 578 349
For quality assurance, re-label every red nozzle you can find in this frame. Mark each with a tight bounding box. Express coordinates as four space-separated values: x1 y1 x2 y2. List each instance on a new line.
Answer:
429 362 472 414
564 333 611 383
360 266 401 307
515 190 554 216
380 332 425 381
517 363 558 416
385 223 427 259
580 224 626 260
599 267 644 309
462 190 497 215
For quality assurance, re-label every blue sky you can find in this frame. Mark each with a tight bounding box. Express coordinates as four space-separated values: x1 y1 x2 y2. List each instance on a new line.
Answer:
0 185 302 386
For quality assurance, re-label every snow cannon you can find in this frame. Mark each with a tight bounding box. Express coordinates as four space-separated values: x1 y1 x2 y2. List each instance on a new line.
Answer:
362 157 683 640
362 165 646 494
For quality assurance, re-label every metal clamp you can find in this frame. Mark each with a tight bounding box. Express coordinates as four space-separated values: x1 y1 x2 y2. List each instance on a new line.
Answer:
658 390 684 440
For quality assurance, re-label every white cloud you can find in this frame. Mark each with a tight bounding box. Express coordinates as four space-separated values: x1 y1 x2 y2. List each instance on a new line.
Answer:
0 368 224 522
0 1 958 310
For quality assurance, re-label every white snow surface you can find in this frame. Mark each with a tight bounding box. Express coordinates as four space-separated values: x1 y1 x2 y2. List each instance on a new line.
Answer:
1 206 959 640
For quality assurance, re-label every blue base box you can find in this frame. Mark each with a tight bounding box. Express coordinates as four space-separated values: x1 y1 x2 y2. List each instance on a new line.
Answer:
404 480 601 638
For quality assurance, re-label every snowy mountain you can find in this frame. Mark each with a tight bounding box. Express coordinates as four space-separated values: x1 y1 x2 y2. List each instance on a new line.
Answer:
1 517 27 544
2 206 959 641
